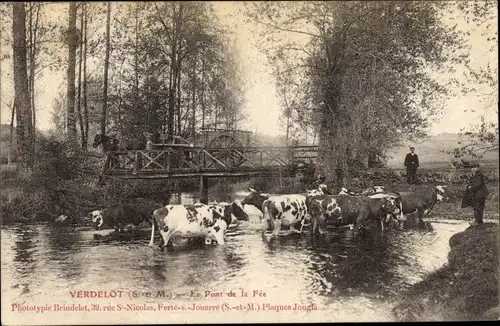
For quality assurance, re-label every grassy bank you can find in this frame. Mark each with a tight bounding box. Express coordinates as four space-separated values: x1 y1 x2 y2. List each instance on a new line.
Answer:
393 222 499 321
0 138 198 224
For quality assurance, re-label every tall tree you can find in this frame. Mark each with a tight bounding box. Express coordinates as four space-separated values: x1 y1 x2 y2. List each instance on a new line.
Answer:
245 1 488 189
76 3 85 147
82 2 89 148
101 2 111 136
66 2 78 142
12 3 34 167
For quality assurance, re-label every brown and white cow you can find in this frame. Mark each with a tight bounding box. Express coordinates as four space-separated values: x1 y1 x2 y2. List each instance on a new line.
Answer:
338 187 405 226
397 185 449 226
240 185 330 236
308 193 401 237
148 201 248 248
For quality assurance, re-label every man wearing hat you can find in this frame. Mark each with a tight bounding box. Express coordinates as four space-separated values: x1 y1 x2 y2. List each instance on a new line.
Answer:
461 166 489 226
404 146 419 184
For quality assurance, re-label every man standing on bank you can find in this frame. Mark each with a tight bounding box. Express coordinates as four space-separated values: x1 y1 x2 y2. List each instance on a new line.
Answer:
404 146 419 184
461 166 489 226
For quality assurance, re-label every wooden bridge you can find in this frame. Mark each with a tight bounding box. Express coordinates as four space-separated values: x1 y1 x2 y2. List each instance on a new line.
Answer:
98 144 318 203
100 145 318 179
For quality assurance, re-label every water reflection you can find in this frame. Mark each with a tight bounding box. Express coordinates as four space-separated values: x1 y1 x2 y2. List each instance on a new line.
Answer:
1 204 470 322
11 224 39 296
12 224 38 278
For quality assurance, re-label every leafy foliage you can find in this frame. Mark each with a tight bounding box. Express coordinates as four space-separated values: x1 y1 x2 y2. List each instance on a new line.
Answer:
448 116 499 165
244 1 497 188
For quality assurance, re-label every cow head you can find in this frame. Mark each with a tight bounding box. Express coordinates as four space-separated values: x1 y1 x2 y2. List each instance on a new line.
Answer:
318 184 331 195
338 187 350 195
241 187 270 211
369 194 401 214
306 189 323 196
435 185 449 202
210 200 249 226
90 210 105 230
306 184 331 196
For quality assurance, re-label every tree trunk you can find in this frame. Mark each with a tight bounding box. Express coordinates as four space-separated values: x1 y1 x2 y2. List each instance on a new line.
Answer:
176 64 181 136
167 4 178 141
28 3 34 145
66 2 78 142
12 3 34 167
214 102 218 129
101 2 111 136
201 58 206 129
9 100 16 166
82 3 88 148
31 4 40 150
134 3 139 117
191 54 197 143
316 39 349 191
76 4 84 147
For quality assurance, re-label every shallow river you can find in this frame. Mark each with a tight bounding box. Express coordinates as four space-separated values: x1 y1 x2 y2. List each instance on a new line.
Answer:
1 192 470 324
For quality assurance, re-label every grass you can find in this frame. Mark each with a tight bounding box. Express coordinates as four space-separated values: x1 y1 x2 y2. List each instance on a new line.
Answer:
392 223 499 321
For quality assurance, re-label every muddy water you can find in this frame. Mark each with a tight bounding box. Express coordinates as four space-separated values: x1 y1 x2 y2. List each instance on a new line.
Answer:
1 191 470 324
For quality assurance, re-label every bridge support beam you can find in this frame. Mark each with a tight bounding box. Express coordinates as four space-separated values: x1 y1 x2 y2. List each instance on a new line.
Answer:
199 175 209 204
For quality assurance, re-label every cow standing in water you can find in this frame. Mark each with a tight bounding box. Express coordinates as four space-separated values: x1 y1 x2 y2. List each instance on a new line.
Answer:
90 200 164 233
241 185 330 237
397 185 449 227
149 201 248 248
308 193 401 237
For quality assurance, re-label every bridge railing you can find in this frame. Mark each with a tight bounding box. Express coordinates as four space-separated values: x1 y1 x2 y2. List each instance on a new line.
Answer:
101 145 318 176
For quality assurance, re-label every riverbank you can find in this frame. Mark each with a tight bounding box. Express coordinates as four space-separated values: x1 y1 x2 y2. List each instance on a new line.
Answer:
393 222 499 321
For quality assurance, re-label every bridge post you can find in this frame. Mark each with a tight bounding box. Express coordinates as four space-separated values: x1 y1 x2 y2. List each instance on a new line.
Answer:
199 175 209 204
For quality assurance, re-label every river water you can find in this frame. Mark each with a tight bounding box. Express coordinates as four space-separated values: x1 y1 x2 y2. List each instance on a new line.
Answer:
1 191 470 324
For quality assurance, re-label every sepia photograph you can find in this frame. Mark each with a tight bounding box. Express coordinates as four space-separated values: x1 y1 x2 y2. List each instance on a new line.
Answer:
0 1 498 324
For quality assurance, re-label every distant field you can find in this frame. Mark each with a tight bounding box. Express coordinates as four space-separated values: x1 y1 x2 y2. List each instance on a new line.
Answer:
386 133 499 169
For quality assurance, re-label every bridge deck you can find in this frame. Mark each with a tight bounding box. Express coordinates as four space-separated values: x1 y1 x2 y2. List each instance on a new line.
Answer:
99 145 318 179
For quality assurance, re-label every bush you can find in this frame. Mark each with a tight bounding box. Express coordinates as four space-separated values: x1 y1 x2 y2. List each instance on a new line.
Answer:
101 179 172 206
1 137 104 223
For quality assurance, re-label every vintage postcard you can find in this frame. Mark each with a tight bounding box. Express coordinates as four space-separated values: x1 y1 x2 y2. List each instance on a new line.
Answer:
1 1 498 324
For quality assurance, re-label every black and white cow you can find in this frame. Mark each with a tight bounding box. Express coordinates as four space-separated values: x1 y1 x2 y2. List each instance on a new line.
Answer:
90 200 164 233
240 185 330 237
308 193 401 237
397 185 449 226
148 201 248 248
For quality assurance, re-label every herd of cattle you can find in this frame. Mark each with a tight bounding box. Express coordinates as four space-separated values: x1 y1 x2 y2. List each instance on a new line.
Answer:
88 183 449 249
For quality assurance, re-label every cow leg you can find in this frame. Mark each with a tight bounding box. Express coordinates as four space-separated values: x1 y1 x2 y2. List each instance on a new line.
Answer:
416 209 425 229
159 229 176 249
311 216 326 237
311 219 318 235
148 220 155 247
289 221 300 234
354 213 368 238
272 218 282 237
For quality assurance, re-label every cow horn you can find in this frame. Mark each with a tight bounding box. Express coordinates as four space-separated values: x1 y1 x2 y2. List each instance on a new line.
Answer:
248 187 257 193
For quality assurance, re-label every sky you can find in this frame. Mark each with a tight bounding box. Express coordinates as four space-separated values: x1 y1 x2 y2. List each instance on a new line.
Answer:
0 2 498 138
